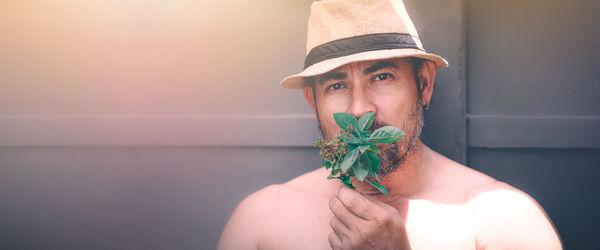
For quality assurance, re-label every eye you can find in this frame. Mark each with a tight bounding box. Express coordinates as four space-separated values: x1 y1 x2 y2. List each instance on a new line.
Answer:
326 82 345 91
373 73 393 81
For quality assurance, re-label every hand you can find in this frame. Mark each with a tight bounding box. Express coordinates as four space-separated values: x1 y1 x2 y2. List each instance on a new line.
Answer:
328 186 411 250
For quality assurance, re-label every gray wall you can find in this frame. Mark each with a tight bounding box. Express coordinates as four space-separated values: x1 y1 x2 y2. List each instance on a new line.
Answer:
0 146 321 250
466 1 600 249
0 0 598 249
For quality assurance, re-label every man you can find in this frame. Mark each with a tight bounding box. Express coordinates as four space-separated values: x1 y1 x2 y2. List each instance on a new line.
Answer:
219 0 562 249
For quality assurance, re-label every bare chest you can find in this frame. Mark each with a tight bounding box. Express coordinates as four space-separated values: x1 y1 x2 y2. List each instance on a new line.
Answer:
262 200 476 250
404 200 476 250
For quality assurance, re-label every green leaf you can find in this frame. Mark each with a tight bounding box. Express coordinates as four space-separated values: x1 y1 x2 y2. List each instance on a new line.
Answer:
334 113 359 133
358 112 375 131
366 179 389 198
368 145 381 155
331 168 340 176
323 161 332 169
347 136 361 145
358 144 371 153
359 130 373 138
340 148 359 172
369 126 405 143
332 162 340 171
340 174 355 189
358 138 376 145
345 142 358 151
362 150 380 173
354 162 369 183
370 171 381 182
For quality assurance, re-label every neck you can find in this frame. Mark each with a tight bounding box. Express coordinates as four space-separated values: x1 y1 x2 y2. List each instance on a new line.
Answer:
353 140 432 204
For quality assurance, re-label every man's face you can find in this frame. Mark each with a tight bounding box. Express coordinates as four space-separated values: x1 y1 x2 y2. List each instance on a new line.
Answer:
308 57 425 177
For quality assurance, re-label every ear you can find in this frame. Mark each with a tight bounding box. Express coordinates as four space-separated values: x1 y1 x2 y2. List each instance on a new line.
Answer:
417 60 437 107
303 85 317 116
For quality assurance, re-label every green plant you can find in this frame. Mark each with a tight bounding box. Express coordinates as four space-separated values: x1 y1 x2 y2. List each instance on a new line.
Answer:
314 112 405 198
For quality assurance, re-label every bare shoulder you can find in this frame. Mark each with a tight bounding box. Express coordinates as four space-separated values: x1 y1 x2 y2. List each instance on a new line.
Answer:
462 172 563 249
218 168 334 250
422 149 498 203
423 149 562 249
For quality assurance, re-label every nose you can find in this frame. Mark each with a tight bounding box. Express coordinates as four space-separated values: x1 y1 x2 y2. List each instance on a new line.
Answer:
347 85 375 119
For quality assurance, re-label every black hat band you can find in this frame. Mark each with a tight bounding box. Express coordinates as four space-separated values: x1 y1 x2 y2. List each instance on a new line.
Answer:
304 33 422 69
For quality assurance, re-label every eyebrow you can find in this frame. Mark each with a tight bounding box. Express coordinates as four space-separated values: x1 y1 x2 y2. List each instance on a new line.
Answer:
318 71 347 84
363 61 398 75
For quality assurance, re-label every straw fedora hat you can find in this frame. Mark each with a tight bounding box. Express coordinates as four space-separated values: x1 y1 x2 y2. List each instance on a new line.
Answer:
280 0 448 89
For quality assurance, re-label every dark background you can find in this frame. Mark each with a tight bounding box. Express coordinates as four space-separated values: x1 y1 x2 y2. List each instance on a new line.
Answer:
1 0 599 249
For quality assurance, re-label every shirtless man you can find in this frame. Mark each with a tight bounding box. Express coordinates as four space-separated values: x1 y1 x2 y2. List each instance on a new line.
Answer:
218 0 562 249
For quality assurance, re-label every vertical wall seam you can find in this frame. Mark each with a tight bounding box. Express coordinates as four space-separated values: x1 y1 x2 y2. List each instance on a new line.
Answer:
460 0 469 165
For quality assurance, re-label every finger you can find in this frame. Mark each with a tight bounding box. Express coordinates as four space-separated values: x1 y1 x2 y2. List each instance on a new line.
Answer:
329 213 350 240
328 232 342 250
329 196 362 231
337 185 380 220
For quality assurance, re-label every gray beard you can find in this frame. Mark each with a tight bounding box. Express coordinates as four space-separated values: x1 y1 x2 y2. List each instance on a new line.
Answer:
373 104 424 177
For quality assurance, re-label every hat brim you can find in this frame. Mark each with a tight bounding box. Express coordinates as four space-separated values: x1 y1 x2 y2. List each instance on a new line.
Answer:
280 48 448 89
